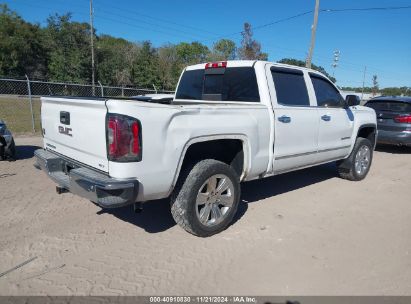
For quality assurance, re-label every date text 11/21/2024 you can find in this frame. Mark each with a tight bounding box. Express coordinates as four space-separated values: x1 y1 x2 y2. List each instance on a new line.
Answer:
149 296 260 303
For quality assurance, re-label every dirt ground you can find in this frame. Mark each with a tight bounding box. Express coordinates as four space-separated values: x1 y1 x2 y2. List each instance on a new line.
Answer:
0 137 410 296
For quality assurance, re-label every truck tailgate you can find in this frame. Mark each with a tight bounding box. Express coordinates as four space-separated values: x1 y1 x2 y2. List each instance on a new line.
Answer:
41 97 109 172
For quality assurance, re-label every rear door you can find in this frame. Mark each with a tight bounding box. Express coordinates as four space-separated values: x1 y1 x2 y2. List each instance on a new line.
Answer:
268 66 319 173
309 74 354 161
41 97 109 172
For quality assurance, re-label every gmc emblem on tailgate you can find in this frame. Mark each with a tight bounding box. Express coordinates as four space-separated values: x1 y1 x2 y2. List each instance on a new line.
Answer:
58 126 73 137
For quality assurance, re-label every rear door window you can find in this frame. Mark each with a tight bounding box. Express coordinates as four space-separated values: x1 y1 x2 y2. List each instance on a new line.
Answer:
220 68 260 102
271 67 310 106
175 67 260 102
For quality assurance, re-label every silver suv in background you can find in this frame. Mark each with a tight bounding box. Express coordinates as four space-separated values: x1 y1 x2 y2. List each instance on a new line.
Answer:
365 96 411 147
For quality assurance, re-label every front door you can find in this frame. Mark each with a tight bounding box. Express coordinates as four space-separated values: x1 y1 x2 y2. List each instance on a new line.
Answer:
309 74 354 161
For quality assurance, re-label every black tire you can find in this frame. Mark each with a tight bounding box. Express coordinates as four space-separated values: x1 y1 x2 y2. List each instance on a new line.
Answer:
170 159 241 237
0 136 6 160
337 137 373 181
6 138 16 161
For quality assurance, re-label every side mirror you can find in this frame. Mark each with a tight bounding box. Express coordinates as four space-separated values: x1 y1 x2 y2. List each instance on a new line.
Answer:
345 95 361 107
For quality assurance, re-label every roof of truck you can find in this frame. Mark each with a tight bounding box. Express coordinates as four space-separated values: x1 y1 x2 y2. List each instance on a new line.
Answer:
186 60 256 70
185 60 321 74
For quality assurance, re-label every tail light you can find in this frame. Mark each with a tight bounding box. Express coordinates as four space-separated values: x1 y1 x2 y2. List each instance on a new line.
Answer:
107 114 142 162
394 115 411 124
205 61 227 69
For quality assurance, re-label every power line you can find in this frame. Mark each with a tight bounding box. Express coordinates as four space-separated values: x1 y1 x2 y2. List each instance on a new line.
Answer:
14 0 214 42
11 0 90 19
93 1 219 36
93 7 213 40
205 10 314 42
93 12 204 41
252 11 313 31
8 0 411 84
19 0 217 37
212 4 411 41
203 4 411 46
321 5 411 13
264 43 411 83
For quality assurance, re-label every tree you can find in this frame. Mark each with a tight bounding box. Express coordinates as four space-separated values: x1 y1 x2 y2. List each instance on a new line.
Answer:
96 35 137 86
341 86 410 96
278 58 336 83
132 41 159 88
45 13 93 83
380 86 410 96
238 22 268 60
0 4 46 78
157 44 181 90
211 39 236 61
372 75 379 96
175 42 210 65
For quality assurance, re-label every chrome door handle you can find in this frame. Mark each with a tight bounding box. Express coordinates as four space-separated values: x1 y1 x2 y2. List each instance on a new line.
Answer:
321 115 331 121
278 115 291 123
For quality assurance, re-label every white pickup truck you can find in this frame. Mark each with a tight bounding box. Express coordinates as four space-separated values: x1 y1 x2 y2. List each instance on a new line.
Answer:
35 60 377 236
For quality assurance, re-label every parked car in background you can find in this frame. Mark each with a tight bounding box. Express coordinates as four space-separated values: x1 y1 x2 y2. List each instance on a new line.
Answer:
0 119 16 160
365 96 411 147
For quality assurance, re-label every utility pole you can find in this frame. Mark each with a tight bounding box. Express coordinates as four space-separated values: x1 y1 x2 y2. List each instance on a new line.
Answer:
361 66 367 101
89 0 95 95
306 0 320 68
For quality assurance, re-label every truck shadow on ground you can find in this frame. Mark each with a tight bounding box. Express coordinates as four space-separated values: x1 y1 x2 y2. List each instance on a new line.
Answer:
101 163 337 234
16 145 41 160
241 162 338 203
375 144 411 154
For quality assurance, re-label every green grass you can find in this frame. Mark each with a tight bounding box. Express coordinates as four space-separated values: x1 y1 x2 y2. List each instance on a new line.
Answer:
0 95 42 135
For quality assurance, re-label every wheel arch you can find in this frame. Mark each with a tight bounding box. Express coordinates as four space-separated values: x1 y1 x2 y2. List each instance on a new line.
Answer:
356 123 377 148
169 135 251 195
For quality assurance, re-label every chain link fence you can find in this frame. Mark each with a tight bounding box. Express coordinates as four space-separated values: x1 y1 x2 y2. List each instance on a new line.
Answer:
0 77 174 134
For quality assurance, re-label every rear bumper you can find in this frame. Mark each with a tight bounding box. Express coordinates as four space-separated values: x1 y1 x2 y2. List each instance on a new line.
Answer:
34 149 139 208
376 130 411 146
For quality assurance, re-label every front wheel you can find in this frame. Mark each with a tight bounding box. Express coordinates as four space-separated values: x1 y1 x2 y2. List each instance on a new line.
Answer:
170 159 240 237
337 137 373 181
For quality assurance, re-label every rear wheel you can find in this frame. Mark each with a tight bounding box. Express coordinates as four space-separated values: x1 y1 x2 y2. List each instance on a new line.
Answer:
6 138 16 161
170 159 240 237
337 137 373 181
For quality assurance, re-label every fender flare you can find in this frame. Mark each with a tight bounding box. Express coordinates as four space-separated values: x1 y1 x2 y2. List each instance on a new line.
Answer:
356 123 377 147
168 134 251 196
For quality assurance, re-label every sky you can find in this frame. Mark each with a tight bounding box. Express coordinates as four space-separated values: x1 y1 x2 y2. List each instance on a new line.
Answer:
3 0 411 88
